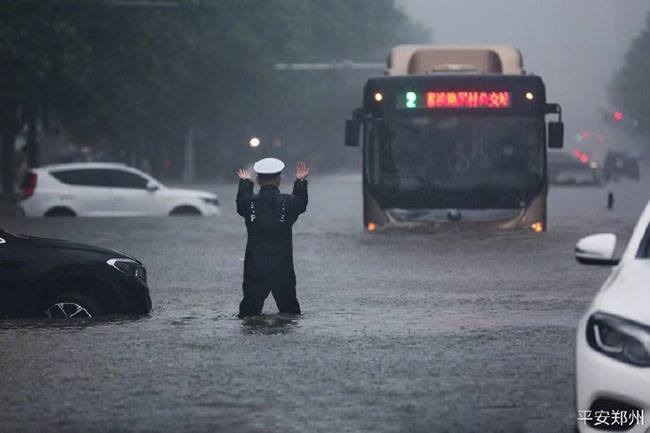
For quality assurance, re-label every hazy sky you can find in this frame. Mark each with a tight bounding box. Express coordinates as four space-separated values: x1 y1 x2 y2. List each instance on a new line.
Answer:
396 0 650 135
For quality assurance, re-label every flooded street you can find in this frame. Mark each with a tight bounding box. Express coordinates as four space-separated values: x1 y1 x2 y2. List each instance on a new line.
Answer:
1 174 648 433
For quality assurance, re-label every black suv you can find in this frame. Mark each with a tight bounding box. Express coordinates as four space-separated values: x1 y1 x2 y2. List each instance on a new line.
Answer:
603 151 640 181
0 229 151 318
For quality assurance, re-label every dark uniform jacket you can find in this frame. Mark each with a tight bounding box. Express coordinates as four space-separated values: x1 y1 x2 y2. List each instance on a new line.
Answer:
236 179 308 283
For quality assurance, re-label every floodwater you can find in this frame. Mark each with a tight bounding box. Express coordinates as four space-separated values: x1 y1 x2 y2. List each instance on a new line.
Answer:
1 173 648 432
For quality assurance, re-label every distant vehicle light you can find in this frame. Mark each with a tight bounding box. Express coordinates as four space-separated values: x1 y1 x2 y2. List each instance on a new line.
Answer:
525 92 534 100
23 173 38 199
374 92 384 102
574 150 582 158
531 222 543 233
580 154 589 163
249 137 260 148
367 222 377 232
613 111 623 121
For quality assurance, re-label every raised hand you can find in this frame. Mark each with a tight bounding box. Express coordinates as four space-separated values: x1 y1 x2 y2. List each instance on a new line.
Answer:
237 168 251 180
296 161 309 180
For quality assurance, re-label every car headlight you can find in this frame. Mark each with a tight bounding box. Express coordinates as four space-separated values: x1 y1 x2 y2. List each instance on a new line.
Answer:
587 312 650 367
201 197 219 206
106 258 147 285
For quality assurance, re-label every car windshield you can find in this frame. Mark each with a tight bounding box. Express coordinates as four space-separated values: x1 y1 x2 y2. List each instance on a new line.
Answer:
368 115 544 193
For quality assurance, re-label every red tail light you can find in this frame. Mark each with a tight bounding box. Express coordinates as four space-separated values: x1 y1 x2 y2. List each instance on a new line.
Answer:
23 173 38 199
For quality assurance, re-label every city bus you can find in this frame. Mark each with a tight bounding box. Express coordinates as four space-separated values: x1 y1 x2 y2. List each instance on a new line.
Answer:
345 73 564 232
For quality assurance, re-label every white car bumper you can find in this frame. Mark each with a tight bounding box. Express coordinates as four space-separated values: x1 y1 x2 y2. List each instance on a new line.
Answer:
200 205 221 216
17 199 45 217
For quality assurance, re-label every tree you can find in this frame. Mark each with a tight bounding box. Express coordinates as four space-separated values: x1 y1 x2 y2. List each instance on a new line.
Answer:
0 0 91 199
608 12 650 138
0 0 430 197
252 0 431 172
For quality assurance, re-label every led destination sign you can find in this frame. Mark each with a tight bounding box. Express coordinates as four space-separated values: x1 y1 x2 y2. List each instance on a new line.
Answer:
399 91 511 109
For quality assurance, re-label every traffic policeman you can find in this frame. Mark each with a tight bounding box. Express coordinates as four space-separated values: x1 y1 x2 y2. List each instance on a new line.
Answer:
236 158 309 317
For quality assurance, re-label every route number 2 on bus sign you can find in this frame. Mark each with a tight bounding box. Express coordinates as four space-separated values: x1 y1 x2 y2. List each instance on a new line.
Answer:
406 92 417 108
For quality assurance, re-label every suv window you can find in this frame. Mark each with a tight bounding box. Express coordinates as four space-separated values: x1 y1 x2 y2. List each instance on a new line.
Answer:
106 169 148 189
50 169 110 187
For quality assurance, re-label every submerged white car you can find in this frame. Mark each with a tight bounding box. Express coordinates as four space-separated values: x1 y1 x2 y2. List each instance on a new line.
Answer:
574 201 650 433
18 162 221 217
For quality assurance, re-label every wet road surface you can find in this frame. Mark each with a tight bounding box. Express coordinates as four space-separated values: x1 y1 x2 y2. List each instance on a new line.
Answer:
1 174 648 432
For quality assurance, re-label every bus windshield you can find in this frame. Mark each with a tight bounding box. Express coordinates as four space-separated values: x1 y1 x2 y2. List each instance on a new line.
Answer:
367 115 544 198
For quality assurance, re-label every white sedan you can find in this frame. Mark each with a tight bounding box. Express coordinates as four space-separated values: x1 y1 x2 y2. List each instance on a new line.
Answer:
17 162 221 217
574 200 650 432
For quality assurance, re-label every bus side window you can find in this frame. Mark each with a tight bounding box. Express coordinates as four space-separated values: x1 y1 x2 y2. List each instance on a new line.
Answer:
369 123 381 186
380 127 397 173
363 121 373 182
526 128 543 175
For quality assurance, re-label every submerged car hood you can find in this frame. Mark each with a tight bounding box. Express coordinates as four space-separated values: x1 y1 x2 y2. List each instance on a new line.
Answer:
11 232 135 260
594 260 650 327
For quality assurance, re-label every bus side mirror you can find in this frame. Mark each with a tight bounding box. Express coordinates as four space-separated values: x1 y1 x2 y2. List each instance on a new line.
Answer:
345 119 360 147
548 121 564 149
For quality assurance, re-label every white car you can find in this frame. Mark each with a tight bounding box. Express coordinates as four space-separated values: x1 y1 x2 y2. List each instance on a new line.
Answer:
574 201 650 433
17 162 221 217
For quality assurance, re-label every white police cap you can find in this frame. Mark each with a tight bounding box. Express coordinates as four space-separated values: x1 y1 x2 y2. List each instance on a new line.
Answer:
253 157 285 178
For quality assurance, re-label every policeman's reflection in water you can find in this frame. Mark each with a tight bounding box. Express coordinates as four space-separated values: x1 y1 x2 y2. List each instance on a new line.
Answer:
235 158 309 318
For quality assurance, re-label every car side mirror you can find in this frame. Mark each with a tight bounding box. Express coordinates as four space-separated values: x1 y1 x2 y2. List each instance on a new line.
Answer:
345 119 361 147
146 181 159 192
575 233 620 266
548 121 564 149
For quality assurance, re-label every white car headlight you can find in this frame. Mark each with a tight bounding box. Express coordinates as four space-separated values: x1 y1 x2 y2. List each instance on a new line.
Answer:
107 258 147 285
587 312 650 367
